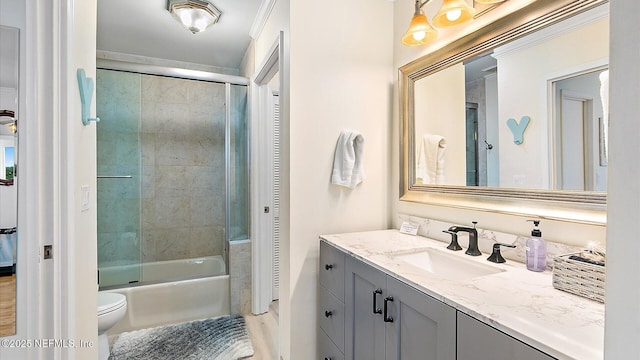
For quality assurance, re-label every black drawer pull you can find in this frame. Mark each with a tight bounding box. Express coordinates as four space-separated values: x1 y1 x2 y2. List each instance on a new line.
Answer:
372 288 383 314
384 296 394 323
324 310 333 318
324 357 331 360
325 264 333 270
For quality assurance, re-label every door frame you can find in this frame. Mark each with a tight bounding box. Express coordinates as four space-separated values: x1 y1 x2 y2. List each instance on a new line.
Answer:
251 32 283 314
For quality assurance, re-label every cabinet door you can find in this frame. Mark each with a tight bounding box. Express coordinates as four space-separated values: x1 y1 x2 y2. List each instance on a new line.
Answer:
345 256 387 360
385 276 456 360
457 312 555 360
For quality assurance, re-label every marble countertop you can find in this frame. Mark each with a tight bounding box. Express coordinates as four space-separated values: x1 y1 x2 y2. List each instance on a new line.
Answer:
320 229 604 360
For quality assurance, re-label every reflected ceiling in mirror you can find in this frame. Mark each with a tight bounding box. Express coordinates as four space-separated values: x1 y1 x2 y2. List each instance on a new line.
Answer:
400 0 609 222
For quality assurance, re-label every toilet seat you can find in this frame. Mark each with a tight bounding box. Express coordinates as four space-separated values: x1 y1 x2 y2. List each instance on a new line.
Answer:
98 293 126 316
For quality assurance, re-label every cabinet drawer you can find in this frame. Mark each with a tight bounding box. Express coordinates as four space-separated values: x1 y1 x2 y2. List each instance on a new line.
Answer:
319 286 345 352
320 241 345 300
318 329 345 360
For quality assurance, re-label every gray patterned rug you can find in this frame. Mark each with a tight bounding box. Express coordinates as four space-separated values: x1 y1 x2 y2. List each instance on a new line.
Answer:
109 315 254 360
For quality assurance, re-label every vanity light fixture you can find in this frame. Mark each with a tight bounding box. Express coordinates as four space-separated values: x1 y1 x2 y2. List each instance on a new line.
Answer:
402 0 507 46
401 0 438 46
168 0 222 34
432 0 476 28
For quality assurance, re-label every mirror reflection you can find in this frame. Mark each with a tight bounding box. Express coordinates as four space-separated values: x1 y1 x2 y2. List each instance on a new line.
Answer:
413 6 609 192
0 24 19 337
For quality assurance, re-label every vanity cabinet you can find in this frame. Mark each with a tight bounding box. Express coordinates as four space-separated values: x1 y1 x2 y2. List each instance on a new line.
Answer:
457 312 555 360
319 240 555 360
319 240 457 360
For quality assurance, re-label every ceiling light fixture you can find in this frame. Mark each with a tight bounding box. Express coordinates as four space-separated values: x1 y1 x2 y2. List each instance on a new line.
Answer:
168 0 222 34
0 110 16 134
402 0 507 46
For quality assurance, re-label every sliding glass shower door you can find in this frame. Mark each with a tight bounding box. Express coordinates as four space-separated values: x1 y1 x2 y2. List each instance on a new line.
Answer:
97 69 248 289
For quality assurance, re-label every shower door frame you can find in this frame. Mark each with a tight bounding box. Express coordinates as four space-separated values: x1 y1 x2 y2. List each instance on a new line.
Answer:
96 59 249 286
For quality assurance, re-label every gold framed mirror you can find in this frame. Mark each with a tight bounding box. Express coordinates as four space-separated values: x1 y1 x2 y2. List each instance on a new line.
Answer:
400 0 608 224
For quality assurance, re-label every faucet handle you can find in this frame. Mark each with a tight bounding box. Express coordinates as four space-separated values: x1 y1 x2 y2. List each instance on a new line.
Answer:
487 243 516 263
443 230 462 251
472 221 478 228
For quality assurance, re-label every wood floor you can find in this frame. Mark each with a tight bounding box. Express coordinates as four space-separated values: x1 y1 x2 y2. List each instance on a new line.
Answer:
0 274 16 336
245 301 279 360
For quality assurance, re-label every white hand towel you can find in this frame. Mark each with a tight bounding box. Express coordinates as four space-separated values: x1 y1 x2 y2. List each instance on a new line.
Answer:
416 134 446 184
331 130 366 188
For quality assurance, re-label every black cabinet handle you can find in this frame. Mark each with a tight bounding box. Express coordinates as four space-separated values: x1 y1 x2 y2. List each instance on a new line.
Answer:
325 264 333 270
324 357 331 360
383 296 394 323
324 310 333 318
372 288 383 314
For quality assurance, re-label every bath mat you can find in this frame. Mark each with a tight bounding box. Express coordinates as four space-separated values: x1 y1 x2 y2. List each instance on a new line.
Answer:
109 315 254 360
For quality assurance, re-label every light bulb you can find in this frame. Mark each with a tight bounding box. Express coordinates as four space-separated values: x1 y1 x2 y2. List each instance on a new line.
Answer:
413 31 427 41
446 9 462 21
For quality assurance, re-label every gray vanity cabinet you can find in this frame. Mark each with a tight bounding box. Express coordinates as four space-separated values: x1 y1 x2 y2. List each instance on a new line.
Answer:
344 254 456 360
457 312 555 360
320 240 559 360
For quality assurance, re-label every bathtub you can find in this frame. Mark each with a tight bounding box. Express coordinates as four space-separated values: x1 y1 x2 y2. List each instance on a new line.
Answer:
99 255 226 287
100 255 230 334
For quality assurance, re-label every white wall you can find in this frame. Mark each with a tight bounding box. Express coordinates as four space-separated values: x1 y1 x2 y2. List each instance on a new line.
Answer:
604 0 640 357
62 0 99 358
494 18 608 189
285 0 394 358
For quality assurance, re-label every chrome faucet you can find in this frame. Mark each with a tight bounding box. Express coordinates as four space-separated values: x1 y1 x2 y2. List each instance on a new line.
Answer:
447 221 481 256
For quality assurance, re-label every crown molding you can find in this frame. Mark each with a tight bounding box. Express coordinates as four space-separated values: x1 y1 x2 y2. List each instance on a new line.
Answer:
493 2 608 59
249 0 277 40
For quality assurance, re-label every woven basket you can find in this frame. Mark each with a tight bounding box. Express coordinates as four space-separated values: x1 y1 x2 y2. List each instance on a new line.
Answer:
552 253 605 303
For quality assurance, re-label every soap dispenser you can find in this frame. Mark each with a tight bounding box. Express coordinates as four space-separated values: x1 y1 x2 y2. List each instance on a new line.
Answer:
525 220 547 272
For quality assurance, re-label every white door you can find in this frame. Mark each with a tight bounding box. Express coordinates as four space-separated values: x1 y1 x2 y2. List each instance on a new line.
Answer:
251 33 283 314
557 90 596 191
560 93 587 190
271 93 280 301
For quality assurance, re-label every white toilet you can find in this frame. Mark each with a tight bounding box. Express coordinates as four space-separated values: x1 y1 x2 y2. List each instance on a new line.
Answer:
97 292 127 360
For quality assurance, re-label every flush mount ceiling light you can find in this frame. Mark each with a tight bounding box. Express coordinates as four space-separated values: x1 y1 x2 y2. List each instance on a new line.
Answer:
168 0 222 34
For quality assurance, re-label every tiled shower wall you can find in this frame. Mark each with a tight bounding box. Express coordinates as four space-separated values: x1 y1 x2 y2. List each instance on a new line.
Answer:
140 75 226 262
97 70 228 267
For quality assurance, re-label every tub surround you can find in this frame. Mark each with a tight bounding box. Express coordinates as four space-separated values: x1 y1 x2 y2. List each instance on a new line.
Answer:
320 230 604 359
105 275 230 335
230 240 252 314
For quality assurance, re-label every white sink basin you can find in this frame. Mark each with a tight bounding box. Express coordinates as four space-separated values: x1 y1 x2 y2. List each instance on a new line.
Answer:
396 248 504 279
